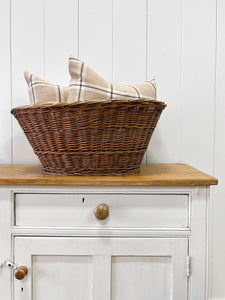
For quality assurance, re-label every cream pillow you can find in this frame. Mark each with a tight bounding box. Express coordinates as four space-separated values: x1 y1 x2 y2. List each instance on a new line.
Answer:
24 72 69 104
68 56 156 102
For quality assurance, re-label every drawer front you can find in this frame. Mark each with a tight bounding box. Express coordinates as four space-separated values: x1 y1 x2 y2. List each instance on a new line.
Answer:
14 193 189 228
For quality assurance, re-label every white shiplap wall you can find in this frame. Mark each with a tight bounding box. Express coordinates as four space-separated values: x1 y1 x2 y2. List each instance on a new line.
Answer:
0 0 11 164
212 0 225 299
147 0 182 163
0 0 224 298
181 0 216 175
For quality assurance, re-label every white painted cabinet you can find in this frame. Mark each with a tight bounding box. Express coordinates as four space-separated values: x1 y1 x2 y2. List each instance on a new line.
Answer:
0 164 218 300
14 237 188 300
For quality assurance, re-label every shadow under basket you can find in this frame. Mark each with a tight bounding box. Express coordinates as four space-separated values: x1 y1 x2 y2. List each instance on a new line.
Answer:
11 99 166 175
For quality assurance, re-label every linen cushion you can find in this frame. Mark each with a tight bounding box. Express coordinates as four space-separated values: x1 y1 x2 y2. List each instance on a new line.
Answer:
68 56 156 102
24 72 69 104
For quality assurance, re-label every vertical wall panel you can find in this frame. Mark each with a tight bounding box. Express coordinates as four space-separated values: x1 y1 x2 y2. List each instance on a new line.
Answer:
211 0 225 298
0 0 11 163
11 0 45 163
79 0 113 82
113 0 147 85
181 0 216 174
146 0 182 163
113 0 147 162
45 0 79 85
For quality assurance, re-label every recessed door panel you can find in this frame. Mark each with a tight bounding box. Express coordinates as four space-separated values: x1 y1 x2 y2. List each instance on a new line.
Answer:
112 256 171 300
32 256 91 300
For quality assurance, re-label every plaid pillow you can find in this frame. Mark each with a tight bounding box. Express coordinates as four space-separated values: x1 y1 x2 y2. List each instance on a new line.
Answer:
24 72 69 104
68 56 156 102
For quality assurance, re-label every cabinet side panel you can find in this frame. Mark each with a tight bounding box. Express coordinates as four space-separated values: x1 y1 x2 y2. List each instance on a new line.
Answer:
189 187 208 299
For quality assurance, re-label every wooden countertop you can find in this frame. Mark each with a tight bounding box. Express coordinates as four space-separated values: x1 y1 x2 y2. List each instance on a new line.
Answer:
0 164 218 186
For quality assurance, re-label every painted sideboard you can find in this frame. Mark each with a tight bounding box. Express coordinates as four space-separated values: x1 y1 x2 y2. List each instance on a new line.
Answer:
0 164 217 300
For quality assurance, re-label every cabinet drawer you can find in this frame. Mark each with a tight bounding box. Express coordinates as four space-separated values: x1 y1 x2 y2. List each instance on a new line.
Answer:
14 193 189 228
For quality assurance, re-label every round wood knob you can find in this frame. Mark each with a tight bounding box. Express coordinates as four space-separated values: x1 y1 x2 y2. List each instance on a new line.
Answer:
15 266 28 280
94 203 109 220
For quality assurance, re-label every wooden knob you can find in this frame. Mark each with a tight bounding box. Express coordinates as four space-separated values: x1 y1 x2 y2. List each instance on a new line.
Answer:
94 203 109 220
15 266 28 280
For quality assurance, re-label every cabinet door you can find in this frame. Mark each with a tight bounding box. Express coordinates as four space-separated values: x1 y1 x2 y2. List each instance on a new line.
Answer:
14 237 188 300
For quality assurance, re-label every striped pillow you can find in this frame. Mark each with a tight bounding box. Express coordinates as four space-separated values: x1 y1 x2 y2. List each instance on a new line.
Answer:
68 56 156 102
24 72 69 104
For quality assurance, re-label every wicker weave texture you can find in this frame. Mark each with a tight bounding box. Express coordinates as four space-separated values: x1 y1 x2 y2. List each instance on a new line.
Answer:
11 99 166 175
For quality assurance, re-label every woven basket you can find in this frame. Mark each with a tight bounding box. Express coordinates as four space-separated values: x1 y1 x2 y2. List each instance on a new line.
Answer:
11 99 166 175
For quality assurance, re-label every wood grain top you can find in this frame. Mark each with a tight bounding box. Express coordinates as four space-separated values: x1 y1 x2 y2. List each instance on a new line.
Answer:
0 164 218 186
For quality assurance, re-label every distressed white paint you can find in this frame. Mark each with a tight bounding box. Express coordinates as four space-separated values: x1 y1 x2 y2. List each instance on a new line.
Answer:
0 184 208 299
0 0 223 298
189 187 208 299
14 236 188 300
111 239 188 300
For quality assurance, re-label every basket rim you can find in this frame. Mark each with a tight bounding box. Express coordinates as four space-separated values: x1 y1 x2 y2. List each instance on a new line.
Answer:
11 98 166 114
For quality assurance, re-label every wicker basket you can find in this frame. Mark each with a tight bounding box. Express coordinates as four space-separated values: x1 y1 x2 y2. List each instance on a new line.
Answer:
11 99 166 175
